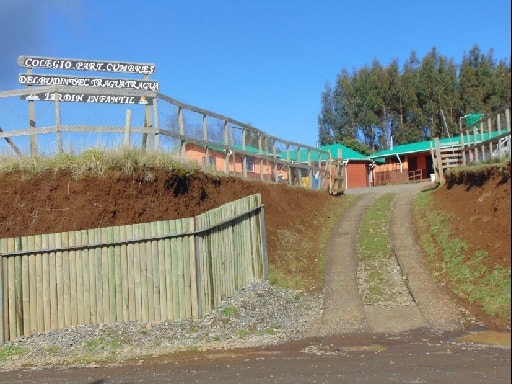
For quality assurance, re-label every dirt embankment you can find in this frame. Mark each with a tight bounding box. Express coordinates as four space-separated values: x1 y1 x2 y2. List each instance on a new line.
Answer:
0 169 335 280
434 163 510 270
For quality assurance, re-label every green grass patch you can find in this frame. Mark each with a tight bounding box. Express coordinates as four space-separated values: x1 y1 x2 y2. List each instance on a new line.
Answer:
0 147 204 179
414 191 511 320
221 305 240 318
0 345 26 361
237 329 250 338
44 345 60 354
356 194 395 304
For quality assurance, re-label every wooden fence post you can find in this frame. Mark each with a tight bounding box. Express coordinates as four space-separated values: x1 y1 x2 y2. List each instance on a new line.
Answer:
434 138 444 184
497 112 502 154
460 131 466 165
480 121 486 160
124 109 132 147
144 73 154 152
178 106 185 160
488 117 493 158
224 120 230 174
473 127 479 163
55 92 62 153
153 98 160 150
0 249 4 345
242 128 247 178
27 68 38 156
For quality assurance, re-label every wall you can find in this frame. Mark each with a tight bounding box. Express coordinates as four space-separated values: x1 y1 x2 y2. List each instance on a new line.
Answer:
184 143 281 180
346 162 369 189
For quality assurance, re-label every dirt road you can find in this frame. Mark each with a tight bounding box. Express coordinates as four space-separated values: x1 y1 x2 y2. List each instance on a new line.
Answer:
310 182 466 337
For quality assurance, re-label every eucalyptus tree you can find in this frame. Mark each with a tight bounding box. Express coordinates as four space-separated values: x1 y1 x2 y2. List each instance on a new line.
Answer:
415 47 458 138
459 45 498 114
333 68 358 140
318 82 337 145
317 44 510 149
350 62 384 151
380 59 403 147
317 70 358 146
399 51 426 142
493 59 512 110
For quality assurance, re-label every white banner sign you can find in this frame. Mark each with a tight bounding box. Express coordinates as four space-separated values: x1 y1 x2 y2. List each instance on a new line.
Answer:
20 92 153 105
18 56 156 74
18 74 159 91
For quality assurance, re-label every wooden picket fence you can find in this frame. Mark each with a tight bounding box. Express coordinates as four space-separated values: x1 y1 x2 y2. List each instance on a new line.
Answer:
0 194 267 345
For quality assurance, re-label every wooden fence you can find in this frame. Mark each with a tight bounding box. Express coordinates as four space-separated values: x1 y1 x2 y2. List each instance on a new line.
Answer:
0 85 335 191
373 169 409 186
0 194 267 345
431 106 510 183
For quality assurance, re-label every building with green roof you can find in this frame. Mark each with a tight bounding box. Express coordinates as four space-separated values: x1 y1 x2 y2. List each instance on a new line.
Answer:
368 127 510 185
288 143 372 190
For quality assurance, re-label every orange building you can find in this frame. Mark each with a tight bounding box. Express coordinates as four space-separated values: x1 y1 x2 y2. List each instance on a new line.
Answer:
369 140 437 185
183 142 283 182
291 143 373 190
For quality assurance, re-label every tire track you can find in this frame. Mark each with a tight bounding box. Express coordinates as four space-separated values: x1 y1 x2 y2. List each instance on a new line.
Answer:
310 182 465 337
390 185 465 331
309 193 376 336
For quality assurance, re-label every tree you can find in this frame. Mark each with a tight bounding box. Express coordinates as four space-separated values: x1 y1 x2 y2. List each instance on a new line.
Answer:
317 45 511 149
399 51 425 142
332 69 358 140
486 58 511 112
459 45 497 114
351 64 383 151
317 82 336 145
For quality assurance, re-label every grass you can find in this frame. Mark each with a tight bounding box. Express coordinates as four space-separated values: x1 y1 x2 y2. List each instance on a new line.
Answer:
414 190 511 320
356 194 396 304
0 147 203 179
44 345 60 354
0 345 26 361
221 305 240 318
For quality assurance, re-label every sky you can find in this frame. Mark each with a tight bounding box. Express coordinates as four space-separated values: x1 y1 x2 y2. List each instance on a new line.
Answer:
1 0 510 147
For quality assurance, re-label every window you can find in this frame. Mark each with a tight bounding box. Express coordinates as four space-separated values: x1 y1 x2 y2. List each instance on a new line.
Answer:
202 155 216 167
246 157 255 172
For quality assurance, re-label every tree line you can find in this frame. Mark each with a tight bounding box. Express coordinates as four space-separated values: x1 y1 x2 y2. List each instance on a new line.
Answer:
317 45 511 154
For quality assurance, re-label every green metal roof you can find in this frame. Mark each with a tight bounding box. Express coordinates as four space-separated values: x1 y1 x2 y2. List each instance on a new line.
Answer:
369 130 510 159
319 143 370 160
202 142 276 156
203 142 369 163
288 143 370 163
192 129 509 163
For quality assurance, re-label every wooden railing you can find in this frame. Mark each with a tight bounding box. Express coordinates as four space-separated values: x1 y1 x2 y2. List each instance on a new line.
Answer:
432 106 510 183
373 169 409 186
408 169 423 182
0 194 267 345
0 86 335 191
460 107 511 165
